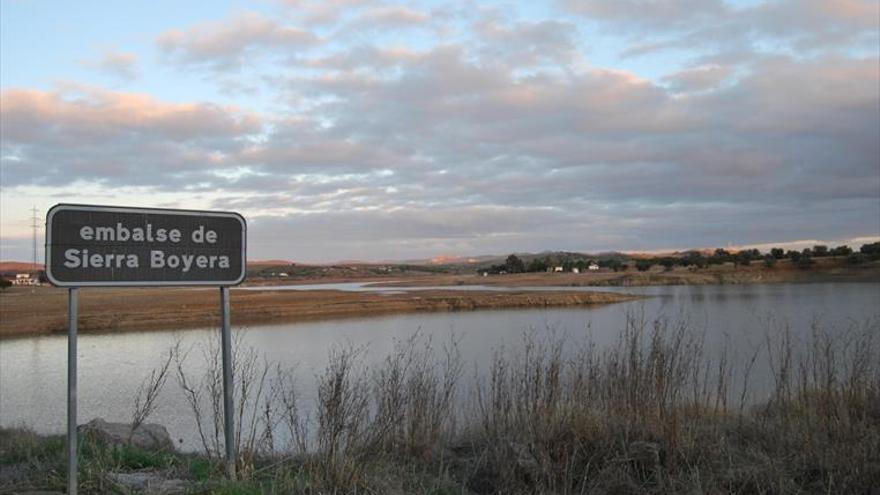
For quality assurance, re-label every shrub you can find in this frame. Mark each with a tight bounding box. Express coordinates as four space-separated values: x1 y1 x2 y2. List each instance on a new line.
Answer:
797 254 815 269
860 242 880 259
848 253 867 265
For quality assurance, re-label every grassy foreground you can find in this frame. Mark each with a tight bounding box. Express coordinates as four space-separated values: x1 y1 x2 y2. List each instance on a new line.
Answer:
2 317 879 494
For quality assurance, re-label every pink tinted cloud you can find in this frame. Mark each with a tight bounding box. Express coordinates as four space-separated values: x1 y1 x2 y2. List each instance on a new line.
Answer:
157 11 319 69
84 50 139 80
1 85 261 143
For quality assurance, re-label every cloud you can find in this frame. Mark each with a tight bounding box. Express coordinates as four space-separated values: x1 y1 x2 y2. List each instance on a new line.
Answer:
564 0 879 58
662 64 732 93
561 0 727 28
5 50 876 225
474 19 579 66
1 85 262 187
83 50 139 81
347 5 429 29
282 0 374 26
156 11 319 70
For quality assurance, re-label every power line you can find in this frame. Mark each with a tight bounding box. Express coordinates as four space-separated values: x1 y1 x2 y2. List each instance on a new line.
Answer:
31 206 39 273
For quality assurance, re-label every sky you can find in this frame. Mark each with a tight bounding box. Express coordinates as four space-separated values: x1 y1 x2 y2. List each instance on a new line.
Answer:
1 0 878 263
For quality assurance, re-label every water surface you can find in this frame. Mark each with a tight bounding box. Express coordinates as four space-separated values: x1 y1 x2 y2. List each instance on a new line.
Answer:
1 282 877 451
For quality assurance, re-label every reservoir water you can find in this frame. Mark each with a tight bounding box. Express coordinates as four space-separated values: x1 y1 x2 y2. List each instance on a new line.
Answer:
1 282 877 451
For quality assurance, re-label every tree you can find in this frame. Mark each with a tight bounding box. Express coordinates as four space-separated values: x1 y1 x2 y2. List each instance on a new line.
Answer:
636 260 653 272
797 254 814 270
770 248 785 259
683 252 708 269
787 250 802 262
526 258 548 273
660 258 675 271
0 278 11 290
860 242 880 259
812 245 829 257
601 259 624 272
763 254 777 268
735 251 753 266
847 253 866 265
709 248 733 265
505 254 525 274
830 245 852 256
486 264 506 274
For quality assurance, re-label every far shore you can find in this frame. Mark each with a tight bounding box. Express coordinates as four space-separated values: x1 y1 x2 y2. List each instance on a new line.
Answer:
256 256 880 288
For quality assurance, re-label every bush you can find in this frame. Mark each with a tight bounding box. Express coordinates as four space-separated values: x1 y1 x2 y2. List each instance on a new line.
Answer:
635 260 653 272
600 258 624 272
847 253 867 265
797 254 815 269
861 242 880 259
831 245 853 256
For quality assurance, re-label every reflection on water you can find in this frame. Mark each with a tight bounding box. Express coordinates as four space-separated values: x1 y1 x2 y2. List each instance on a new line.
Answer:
1 282 878 451
238 281 628 294
240 282 405 292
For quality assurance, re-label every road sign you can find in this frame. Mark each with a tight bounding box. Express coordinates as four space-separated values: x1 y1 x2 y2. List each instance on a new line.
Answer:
46 204 246 287
47 203 246 493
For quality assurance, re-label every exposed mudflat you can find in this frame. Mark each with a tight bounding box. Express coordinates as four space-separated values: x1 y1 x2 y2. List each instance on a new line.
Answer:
0 284 637 337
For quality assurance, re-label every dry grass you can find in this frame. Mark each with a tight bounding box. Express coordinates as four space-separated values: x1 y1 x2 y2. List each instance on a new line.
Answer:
163 313 879 494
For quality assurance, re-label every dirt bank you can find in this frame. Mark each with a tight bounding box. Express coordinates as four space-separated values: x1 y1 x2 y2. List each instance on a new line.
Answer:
0 285 637 338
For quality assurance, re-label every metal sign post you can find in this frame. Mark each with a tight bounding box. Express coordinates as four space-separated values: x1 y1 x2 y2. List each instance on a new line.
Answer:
220 286 236 478
67 288 78 495
46 204 247 491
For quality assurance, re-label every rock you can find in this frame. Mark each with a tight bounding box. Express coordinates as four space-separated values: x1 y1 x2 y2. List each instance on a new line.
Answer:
107 471 188 495
79 418 174 452
0 462 30 485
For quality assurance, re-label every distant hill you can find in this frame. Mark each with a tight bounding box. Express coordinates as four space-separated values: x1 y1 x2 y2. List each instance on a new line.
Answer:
387 254 500 265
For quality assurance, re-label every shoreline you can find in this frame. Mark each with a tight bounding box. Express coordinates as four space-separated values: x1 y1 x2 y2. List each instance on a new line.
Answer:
0 286 639 339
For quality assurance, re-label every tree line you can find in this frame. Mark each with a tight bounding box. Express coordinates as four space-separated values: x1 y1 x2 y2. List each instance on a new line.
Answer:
481 242 880 275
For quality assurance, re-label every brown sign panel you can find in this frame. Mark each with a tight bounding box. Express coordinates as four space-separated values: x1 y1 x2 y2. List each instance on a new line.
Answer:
46 204 246 287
